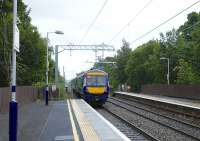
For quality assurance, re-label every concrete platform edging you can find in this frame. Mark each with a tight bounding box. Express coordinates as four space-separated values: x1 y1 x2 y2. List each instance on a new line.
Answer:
67 99 80 141
115 91 200 110
71 99 131 141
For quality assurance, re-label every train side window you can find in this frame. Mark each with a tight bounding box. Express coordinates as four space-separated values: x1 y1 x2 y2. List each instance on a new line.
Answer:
81 77 84 86
83 77 86 86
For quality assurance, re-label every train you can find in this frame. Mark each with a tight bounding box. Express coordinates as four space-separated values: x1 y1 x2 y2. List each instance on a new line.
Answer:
69 69 109 105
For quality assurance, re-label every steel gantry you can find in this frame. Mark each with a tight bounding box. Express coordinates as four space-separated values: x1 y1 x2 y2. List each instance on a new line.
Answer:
54 43 115 86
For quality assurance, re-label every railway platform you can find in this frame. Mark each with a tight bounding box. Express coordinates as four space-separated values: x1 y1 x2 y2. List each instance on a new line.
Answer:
68 99 130 141
39 99 130 141
114 91 200 110
0 99 130 141
38 101 73 141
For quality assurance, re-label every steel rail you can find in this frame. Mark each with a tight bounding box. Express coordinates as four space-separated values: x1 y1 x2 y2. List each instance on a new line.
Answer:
107 99 200 141
102 107 159 141
110 97 200 129
115 94 200 119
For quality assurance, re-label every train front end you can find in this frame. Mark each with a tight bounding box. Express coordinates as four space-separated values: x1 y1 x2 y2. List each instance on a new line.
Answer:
83 70 109 105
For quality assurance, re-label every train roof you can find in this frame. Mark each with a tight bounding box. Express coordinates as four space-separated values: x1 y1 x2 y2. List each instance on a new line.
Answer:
76 69 107 78
86 69 108 76
86 69 107 73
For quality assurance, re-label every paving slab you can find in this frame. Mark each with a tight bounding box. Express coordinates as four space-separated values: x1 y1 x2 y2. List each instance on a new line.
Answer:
0 101 53 141
39 101 73 141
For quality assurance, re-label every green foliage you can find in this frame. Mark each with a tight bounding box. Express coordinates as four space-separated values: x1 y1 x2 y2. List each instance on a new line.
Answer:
176 59 199 84
94 12 200 92
94 56 118 89
0 0 13 86
1 1 200 92
0 0 55 87
126 40 163 91
115 39 132 85
94 39 131 89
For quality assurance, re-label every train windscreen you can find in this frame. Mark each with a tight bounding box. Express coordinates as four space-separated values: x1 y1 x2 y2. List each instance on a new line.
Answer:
86 75 107 86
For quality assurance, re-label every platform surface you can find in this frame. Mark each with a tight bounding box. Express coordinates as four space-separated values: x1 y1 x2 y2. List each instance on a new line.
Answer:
70 99 130 141
115 91 200 110
0 101 53 141
39 101 73 141
1 99 131 141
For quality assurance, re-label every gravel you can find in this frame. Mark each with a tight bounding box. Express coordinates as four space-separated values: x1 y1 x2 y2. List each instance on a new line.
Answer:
115 96 200 127
97 108 150 141
108 98 200 140
104 100 199 141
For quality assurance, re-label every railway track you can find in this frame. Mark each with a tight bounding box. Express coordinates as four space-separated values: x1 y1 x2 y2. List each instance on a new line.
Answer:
112 95 200 127
102 96 200 141
97 108 153 141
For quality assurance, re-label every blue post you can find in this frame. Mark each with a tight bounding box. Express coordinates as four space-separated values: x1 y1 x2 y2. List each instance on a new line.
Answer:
45 88 48 105
9 101 18 141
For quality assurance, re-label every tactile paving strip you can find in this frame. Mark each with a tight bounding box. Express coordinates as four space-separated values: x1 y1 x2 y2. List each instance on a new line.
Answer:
71 100 100 141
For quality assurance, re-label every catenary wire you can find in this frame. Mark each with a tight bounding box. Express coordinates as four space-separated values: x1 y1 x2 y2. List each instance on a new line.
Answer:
79 0 108 44
130 0 200 45
109 0 153 43
180 20 200 33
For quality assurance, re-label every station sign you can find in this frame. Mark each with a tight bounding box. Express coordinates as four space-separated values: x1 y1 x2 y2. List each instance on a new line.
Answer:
14 25 20 52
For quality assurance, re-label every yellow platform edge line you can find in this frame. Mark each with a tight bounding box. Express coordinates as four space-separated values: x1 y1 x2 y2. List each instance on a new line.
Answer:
71 100 100 141
67 100 79 141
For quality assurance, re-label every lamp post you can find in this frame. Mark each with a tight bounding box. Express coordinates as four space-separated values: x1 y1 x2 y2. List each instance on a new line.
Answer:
160 57 170 85
46 30 63 106
55 45 59 87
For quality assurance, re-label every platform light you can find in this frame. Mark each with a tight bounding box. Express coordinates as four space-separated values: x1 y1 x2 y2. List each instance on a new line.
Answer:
160 57 170 85
46 30 64 106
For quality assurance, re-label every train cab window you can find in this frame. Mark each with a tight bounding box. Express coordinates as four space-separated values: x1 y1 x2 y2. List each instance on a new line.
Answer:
87 76 96 86
87 75 107 86
96 76 106 86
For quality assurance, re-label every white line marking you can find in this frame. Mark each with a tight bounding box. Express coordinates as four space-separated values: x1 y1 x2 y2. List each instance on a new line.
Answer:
54 135 73 141
67 100 79 141
37 103 54 141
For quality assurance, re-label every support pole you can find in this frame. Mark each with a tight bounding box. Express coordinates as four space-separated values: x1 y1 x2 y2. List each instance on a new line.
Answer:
160 57 170 85
55 45 58 87
63 66 65 86
46 33 49 106
9 0 18 141
167 58 170 85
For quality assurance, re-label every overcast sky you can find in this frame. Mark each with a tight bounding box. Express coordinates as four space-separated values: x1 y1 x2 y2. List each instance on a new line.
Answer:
23 0 200 80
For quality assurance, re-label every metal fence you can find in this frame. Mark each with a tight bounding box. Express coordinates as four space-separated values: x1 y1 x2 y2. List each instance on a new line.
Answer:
0 86 38 113
142 84 200 100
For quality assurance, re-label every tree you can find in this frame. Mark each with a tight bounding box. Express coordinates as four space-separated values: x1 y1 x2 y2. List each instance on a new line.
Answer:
94 56 118 89
125 40 163 92
159 29 180 84
0 0 13 86
0 0 55 87
176 59 199 84
115 39 131 88
92 12 200 92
